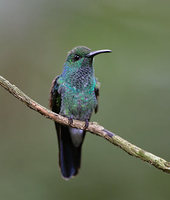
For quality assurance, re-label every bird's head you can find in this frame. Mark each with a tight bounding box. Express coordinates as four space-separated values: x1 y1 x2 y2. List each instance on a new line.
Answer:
65 46 111 69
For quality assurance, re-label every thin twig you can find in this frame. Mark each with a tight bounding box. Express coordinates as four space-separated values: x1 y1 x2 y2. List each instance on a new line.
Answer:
0 75 170 173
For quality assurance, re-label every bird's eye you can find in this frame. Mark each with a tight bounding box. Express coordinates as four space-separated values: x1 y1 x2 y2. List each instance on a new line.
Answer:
74 54 80 61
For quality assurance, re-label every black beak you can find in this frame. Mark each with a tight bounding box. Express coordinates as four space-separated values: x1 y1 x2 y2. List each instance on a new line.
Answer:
87 49 112 58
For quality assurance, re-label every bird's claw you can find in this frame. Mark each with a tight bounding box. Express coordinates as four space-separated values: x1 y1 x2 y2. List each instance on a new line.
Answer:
84 120 89 130
68 117 73 125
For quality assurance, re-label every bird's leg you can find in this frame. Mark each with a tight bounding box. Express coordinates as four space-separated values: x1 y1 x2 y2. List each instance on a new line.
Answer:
84 119 89 130
68 116 73 126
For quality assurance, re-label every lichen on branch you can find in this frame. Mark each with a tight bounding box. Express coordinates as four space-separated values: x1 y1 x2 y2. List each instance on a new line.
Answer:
0 75 170 174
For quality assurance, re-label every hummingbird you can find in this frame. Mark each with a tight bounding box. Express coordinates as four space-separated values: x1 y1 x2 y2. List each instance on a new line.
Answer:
50 46 111 179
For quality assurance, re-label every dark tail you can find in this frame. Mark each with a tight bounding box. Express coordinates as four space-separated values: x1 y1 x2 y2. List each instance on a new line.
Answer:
55 123 85 179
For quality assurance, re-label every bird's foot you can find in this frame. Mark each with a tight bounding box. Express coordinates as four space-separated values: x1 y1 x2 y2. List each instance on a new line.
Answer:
84 119 89 130
68 116 73 125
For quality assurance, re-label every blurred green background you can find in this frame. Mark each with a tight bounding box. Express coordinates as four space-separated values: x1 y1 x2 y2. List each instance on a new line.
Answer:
0 0 170 199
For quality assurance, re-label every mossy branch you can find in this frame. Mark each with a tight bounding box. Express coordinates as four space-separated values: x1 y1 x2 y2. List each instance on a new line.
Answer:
0 75 170 174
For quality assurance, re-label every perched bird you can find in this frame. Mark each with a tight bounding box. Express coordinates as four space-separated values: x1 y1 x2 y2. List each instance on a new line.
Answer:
50 46 111 179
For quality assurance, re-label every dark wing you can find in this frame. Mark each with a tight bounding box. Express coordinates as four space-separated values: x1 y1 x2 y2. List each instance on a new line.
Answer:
50 76 83 179
94 80 100 113
49 76 61 113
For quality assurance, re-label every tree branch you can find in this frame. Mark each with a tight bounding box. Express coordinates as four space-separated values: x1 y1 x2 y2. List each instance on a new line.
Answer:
0 75 170 174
